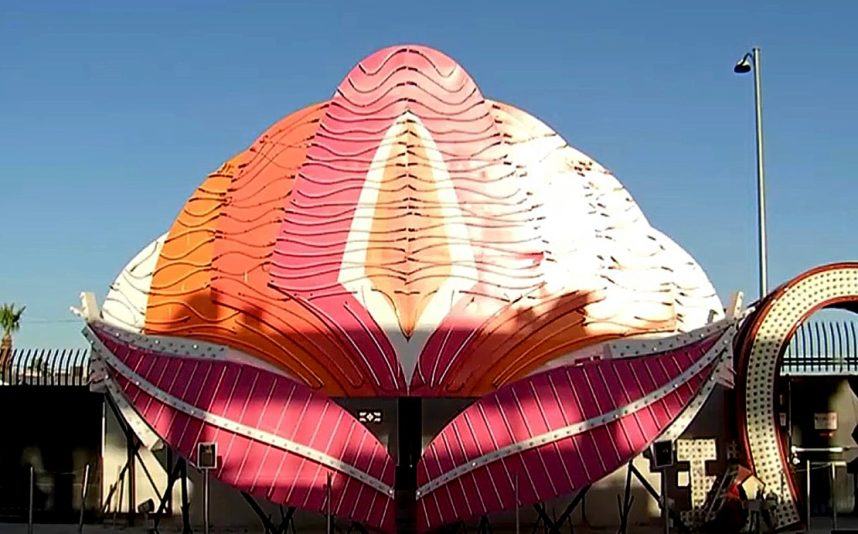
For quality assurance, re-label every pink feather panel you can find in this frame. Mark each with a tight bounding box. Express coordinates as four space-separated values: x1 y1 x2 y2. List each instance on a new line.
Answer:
416 331 728 531
88 324 396 532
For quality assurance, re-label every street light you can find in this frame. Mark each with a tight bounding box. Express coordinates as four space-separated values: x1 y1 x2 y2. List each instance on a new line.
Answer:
734 54 752 74
734 47 768 299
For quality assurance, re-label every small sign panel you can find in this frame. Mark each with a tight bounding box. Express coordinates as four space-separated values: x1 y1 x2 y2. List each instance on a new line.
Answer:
651 440 674 469
197 442 218 470
358 409 383 424
814 412 837 431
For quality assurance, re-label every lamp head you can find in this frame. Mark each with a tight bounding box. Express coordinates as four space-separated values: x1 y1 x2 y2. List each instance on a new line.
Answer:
734 54 753 74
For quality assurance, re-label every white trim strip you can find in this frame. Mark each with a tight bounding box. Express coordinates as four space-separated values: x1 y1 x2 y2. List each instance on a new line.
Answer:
606 316 736 359
91 321 302 384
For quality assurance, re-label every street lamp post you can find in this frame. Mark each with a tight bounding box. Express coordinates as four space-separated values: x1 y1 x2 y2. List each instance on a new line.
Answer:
734 47 768 299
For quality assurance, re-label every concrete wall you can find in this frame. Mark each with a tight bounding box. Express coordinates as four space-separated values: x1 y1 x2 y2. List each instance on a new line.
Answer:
101 404 175 516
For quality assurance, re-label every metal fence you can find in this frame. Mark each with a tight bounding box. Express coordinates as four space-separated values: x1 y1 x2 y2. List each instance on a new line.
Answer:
1 320 855 384
0 348 90 386
781 320 858 376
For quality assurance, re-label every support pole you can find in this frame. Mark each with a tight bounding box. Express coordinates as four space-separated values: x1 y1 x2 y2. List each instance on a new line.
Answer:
153 460 183 530
203 468 210 534
553 488 588 530
132 447 164 503
533 503 553 530
78 463 90 533
101 394 141 517
831 462 837 529
166 448 174 515
514 473 519 534
326 471 333 534
100 444 138 515
180 460 192 534
618 462 634 534
395 397 422 532
127 437 137 526
661 471 669 534
629 464 684 530
240 491 279 533
532 489 588 534
114 466 124 528
630 464 659 501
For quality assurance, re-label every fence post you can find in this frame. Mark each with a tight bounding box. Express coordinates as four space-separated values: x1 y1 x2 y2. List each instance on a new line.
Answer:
28 465 34 534
78 464 90 533
806 458 811 530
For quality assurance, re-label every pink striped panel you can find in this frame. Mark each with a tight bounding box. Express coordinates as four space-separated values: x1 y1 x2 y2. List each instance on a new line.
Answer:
92 326 395 532
416 333 720 531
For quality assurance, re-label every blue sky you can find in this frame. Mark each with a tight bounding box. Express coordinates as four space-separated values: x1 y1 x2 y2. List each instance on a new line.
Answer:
1 1 855 348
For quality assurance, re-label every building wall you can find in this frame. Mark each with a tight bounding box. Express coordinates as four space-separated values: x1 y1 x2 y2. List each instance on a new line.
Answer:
0 387 101 522
788 377 858 514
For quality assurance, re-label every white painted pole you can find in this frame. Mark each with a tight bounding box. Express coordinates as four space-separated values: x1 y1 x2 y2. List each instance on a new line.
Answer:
752 47 768 298
831 462 837 529
78 464 90 533
735 48 769 299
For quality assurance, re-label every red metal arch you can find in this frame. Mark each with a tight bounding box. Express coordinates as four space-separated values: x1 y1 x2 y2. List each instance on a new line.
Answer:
736 262 858 530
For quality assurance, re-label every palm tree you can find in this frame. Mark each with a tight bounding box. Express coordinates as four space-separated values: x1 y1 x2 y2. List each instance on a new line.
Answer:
0 303 25 370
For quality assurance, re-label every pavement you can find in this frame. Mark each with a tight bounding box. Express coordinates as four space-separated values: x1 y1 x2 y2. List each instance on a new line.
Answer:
2 518 858 533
